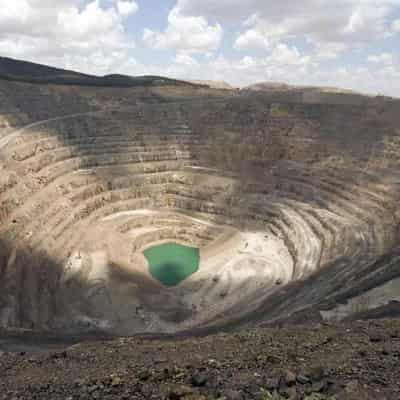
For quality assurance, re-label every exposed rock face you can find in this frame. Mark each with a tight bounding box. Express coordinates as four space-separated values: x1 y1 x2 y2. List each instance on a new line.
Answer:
0 59 400 335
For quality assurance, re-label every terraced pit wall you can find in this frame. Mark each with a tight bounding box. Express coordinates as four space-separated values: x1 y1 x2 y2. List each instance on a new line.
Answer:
0 78 400 334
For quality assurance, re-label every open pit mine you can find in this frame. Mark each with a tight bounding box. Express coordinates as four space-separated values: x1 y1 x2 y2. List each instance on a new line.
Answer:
1 56 400 340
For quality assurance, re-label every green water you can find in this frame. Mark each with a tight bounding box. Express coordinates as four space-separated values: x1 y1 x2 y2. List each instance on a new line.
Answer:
144 242 200 287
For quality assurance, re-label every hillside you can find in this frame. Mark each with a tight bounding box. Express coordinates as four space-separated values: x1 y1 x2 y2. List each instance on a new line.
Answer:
0 57 202 88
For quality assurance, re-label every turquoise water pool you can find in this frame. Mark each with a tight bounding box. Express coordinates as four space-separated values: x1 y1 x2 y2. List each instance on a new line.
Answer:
143 242 200 287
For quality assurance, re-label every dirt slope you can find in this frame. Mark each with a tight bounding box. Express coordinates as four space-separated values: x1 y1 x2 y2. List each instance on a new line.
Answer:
1 319 400 399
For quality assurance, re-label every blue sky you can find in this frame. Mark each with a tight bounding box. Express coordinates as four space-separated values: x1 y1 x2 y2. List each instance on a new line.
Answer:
0 0 399 96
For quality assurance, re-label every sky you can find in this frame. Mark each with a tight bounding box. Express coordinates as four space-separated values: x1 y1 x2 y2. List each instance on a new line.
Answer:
0 0 399 96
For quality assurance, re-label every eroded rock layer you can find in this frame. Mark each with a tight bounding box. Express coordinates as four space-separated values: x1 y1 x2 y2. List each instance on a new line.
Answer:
0 77 400 335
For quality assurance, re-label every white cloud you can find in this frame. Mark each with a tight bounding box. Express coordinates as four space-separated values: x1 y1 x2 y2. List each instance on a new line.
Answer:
313 42 347 60
143 5 222 54
125 41 315 87
368 52 395 65
175 54 199 65
57 2 121 39
0 0 137 75
392 19 400 32
236 56 257 69
268 43 311 66
178 0 398 58
234 28 270 50
116 1 138 17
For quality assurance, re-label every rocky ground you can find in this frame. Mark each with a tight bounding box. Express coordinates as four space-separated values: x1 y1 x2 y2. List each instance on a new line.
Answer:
1 319 400 400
